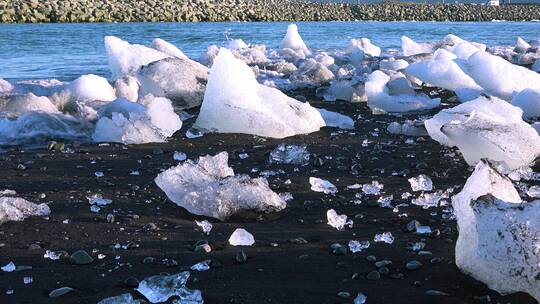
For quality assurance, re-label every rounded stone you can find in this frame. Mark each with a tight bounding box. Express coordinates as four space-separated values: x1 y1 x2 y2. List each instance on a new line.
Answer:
69 250 94 265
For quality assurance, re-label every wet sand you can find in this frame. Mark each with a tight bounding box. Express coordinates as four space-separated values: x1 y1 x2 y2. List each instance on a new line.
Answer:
0 101 538 304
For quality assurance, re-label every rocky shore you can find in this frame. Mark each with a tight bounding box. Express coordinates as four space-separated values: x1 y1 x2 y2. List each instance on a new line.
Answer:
0 0 539 23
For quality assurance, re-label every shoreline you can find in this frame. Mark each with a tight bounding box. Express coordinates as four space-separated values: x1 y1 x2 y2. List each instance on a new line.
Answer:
1 1 540 23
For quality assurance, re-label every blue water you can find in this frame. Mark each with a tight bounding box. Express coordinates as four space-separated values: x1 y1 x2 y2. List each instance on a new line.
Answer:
0 21 538 81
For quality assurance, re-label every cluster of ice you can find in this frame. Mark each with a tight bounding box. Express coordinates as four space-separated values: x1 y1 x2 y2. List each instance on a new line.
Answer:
365 71 440 113
92 96 182 144
425 95 540 171
155 152 286 220
136 272 203 303
193 49 326 138
310 177 338 195
453 160 540 302
326 209 353 230
0 192 50 224
228 228 255 246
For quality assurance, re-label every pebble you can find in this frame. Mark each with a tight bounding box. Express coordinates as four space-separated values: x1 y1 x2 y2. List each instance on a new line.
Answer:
69 250 94 265
366 255 377 262
405 260 423 271
123 276 139 288
366 270 380 280
330 243 347 255
235 250 248 263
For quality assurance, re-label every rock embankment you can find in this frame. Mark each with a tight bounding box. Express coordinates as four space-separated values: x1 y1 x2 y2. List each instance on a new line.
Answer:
0 0 539 23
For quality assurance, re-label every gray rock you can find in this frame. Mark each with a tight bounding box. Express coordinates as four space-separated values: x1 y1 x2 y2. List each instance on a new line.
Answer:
69 250 94 265
405 260 423 271
49 287 74 298
366 270 381 280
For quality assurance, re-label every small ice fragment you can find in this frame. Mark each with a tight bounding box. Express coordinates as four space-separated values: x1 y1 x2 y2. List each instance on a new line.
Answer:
186 127 203 139
374 232 394 244
354 292 367 304
1 262 15 272
23 276 33 284
130 171 140 176
191 260 210 272
362 181 383 195
347 184 362 190
411 192 442 209
0 196 51 224
377 195 393 208
173 152 187 161
136 271 202 304
95 171 104 178
309 177 338 195
348 240 370 253
97 293 139 304
90 205 101 213
238 153 249 159
279 192 294 202
415 226 432 234
44 250 62 260
87 194 112 206
408 174 433 192
228 228 255 246
195 220 212 235
401 192 412 199
326 209 353 230
268 144 310 165
527 186 540 198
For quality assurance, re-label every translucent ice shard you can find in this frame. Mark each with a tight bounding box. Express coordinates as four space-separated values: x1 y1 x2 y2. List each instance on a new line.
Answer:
310 177 338 195
268 144 310 165
228 228 255 246
362 181 384 195
374 232 394 244
327 209 353 230
136 272 202 304
0 194 50 224
155 152 286 220
408 174 433 192
195 220 212 235
348 240 370 253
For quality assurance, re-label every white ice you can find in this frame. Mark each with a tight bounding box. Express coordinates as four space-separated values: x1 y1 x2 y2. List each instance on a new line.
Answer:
0 194 51 224
280 24 311 59
150 38 189 60
511 88 540 119
348 38 381 57
401 36 435 56
193 49 325 138
310 177 338 195
228 228 255 246
326 209 353 230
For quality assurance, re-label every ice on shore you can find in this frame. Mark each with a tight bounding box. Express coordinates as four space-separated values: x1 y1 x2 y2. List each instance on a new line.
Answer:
425 95 540 171
0 193 51 224
408 174 433 192
98 293 140 304
3 93 59 116
466 51 540 101
327 209 353 230
379 58 408 71
136 272 202 304
348 38 381 57
150 38 188 60
227 39 249 50
401 36 435 56
67 74 116 103
155 152 286 220
137 57 208 110
321 79 366 102
115 76 139 102
0 78 14 93
317 108 355 129
104 36 170 80
228 228 255 246
365 71 440 113
268 144 310 165
92 96 181 144
453 161 540 301
387 120 428 136
515 37 531 53
310 177 338 195
280 24 311 59
405 58 482 94
290 58 335 87
511 88 540 119
193 49 325 138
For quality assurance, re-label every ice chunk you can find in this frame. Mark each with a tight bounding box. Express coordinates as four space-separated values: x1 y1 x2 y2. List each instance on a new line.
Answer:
321 79 366 102
515 37 531 53
448 41 484 60
193 49 325 139
0 196 50 224
408 174 433 192
290 58 334 87
87 194 112 206
98 293 140 304
155 152 286 220
195 220 212 235
1 262 15 272
150 38 188 60
406 58 482 92
317 108 355 129
104 36 170 80
136 272 202 304
374 232 394 244
453 160 540 301
114 76 139 102
137 57 208 110
93 96 181 144
401 36 435 56
326 209 353 230
227 39 248 50
268 144 310 165
527 186 540 198
348 240 370 253
511 88 540 119
280 24 311 58
3 93 59 116
191 260 210 272
310 177 338 195
379 58 408 71
228 228 255 246
466 51 540 101
68 74 116 102
0 78 14 93
362 181 383 195
173 151 187 161
348 38 381 57
387 120 428 136
365 71 440 113
411 192 442 209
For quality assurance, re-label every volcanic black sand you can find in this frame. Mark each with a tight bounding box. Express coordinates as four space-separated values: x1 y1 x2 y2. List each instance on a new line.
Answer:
0 100 538 304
